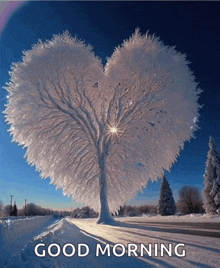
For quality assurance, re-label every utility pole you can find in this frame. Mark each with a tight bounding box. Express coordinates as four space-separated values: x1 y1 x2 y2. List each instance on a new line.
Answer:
25 199 27 216
10 195 13 216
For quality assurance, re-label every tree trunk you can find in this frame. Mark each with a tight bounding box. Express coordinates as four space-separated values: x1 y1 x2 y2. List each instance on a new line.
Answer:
97 152 115 224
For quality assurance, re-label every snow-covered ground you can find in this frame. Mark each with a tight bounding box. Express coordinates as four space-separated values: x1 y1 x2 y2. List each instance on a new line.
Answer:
0 216 55 267
0 216 54 244
1 214 220 268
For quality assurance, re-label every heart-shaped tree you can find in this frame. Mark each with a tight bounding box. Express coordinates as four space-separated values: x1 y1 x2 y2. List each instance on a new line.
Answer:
4 30 201 224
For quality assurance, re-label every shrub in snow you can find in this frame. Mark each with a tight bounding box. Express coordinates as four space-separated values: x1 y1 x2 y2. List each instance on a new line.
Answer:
71 207 81 218
117 205 125 216
177 185 204 214
203 137 220 214
116 204 157 216
71 206 98 218
79 214 87 219
158 175 176 216
149 205 158 215
128 211 137 217
124 205 135 215
4 29 201 224
136 204 151 215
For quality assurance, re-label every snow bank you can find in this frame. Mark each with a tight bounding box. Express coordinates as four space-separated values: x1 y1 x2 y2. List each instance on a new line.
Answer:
119 213 220 223
1 215 39 221
6 218 148 268
0 216 54 267
0 215 54 243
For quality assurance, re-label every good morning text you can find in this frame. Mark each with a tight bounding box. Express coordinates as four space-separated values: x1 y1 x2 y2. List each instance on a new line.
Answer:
35 243 186 258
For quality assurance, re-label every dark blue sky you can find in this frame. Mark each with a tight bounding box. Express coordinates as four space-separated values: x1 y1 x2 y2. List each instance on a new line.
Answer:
0 1 220 210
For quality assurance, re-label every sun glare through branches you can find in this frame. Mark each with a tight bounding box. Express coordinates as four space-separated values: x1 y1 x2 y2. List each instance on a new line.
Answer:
107 124 124 138
110 127 117 134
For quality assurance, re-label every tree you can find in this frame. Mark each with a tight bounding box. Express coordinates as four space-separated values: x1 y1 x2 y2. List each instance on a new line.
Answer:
25 203 41 216
3 205 11 217
71 206 98 218
4 30 201 224
136 204 151 215
124 205 135 215
0 200 4 218
117 205 125 216
177 185 204 214
12 202 18 216
203 137 220 214
158 175 176 216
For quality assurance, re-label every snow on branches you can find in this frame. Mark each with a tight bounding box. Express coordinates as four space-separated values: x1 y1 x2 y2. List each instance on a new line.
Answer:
4 30 201 221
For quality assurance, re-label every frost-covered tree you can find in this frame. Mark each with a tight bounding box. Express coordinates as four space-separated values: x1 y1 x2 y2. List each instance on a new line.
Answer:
203 137 220 214
4 30 201 224
158 175 176 216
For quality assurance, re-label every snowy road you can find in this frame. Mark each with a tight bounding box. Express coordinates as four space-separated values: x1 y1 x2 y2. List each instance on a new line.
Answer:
71 216 220 268
124 220 220 238
3 215 220 268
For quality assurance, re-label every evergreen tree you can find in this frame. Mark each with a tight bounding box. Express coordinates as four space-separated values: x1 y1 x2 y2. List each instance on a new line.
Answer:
158 175 176 216
9 204 13 216
12 202 18 216
203 137 220 214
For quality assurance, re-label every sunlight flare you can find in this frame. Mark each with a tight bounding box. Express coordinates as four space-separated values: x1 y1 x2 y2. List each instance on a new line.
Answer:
110 127 117 134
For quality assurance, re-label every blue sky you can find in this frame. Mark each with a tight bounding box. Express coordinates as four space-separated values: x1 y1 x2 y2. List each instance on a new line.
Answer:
0 1 220 210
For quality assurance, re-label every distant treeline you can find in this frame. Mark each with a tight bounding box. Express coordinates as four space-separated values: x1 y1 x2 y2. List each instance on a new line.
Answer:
70 183 207 219
70 204 158 219
0 201 70 218
0 184 210 220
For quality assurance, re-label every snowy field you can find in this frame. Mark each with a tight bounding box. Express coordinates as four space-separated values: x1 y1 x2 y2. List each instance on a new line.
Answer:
1 214 220 268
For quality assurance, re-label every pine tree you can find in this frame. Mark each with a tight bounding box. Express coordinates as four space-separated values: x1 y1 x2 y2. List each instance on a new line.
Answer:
203 137 220 214
158 175 176 216
12 202 18 216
